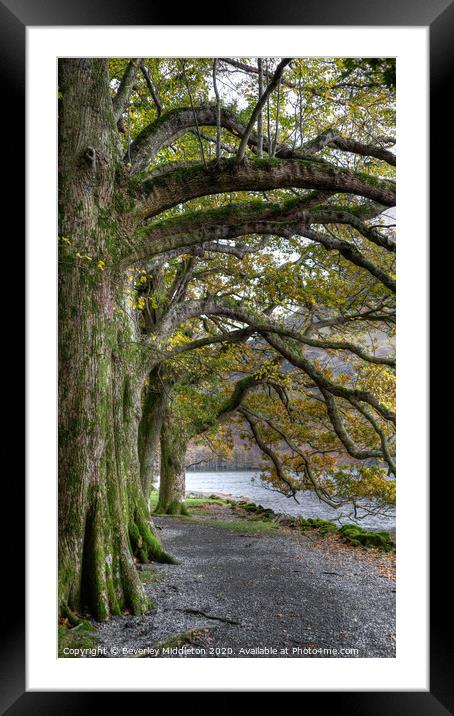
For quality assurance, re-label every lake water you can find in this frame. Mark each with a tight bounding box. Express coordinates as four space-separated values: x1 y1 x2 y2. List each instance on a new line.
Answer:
185 470 396 532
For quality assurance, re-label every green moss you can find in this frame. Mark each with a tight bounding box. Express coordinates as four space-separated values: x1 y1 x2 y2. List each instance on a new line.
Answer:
355 171 395 191
339 524 394 551
183 497 226 507
127 169 148 193
147 195 307 237
122 572 153 616
297 518 394 550
97 207 119 235
169 500 189 516
339 523 362 535
61 602 82 627
106 579 122 617
145 162 208 190
256 508 274 519
155 499 189 516
80 498 110 622
139 568 164 584
299 518 338 533
112 189 136 215
243 503 259 512
58 620 98 658
129 521 142 552
253 156 282 168
129 509 176 566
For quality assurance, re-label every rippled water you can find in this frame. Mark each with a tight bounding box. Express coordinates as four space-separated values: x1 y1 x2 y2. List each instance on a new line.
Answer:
185 470 395 532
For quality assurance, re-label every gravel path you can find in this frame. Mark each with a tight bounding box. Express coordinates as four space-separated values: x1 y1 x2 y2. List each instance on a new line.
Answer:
95 512 395 658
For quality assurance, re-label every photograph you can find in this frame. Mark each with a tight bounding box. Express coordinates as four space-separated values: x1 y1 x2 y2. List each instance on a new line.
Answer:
57 55 397 660
4 3 447 703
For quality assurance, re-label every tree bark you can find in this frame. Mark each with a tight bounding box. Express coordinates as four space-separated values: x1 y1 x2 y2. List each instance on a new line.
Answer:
58 58 172 622
257 58 264 158
140 157 395 220
156 412 189 516
138 368 169 505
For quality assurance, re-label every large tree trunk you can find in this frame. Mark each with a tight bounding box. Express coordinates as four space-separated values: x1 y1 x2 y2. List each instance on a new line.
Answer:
156 413 189 516
58 58 172 622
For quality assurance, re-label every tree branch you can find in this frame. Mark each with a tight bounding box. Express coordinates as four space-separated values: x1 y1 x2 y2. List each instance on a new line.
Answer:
152 298 395 376
240 410 298 498
125 197 394 293
263 331 395 424
219 57 298 88
140 62 162 116
320 387 384 462
138 157 396 220
298 226 395 292
112 59 141 123
236 58 292 163
129 103 397 173
309 208 395 252
239 407 342 507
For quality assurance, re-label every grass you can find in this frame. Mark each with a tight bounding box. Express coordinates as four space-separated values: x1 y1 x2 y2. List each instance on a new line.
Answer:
185 497 226 506
208 518 279 534
150 491 278 534
139 568 164 584
149 491 225 512
182 514 279 534
150 490 395 551
149 490 159 510
58 620 98 658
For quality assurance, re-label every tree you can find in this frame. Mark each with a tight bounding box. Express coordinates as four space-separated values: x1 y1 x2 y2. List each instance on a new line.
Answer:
159 270 394 515
132 223 395 516
58 56 395 620
155 369 259 515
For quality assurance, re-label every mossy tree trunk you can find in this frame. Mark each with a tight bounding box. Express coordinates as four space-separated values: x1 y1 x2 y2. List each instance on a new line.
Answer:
153 375 258 516
58 58 172 622
138 368 170 506
156 412 189 516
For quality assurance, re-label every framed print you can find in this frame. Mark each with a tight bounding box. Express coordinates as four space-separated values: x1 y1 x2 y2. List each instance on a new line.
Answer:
3 0 452 709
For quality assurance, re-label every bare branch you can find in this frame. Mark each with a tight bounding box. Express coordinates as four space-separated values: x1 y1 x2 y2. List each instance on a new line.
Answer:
236 58 292 163
180 60 207 169
140 62 162 117
212 59 221 160
219 57 298 89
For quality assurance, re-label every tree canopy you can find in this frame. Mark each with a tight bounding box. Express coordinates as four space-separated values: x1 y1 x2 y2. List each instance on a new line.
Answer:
111 56 396 513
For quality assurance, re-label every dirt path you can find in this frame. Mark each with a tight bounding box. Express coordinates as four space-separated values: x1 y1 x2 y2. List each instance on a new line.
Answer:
95 507 395 658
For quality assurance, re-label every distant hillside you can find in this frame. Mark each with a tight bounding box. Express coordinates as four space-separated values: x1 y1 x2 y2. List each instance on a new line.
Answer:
186 424 263 472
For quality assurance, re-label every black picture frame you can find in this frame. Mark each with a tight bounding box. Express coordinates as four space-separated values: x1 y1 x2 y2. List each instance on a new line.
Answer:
5 0 452 710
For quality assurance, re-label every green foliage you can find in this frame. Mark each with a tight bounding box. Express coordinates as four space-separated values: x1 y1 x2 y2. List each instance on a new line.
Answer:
340 58 396 89
114 56 396 522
